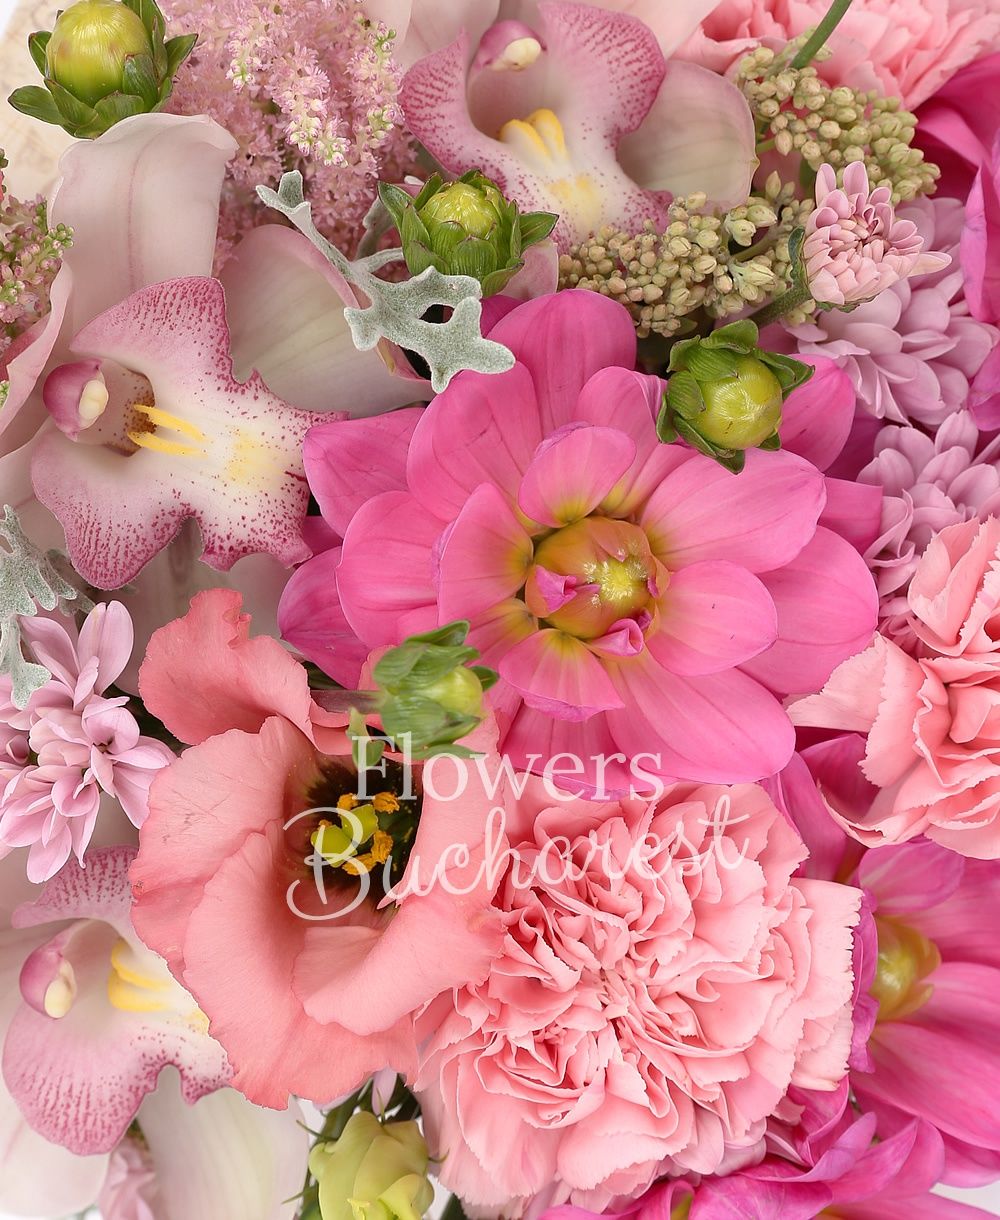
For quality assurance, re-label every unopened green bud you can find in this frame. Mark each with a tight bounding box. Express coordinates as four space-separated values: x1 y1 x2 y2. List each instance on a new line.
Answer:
310 1113 434 1220
421 664 486 722
46 0 150 106
378 171 557 297
698 356 784 449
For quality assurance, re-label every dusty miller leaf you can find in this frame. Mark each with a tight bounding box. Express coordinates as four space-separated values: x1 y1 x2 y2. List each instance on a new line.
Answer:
256 172 515 393
0 505 91 708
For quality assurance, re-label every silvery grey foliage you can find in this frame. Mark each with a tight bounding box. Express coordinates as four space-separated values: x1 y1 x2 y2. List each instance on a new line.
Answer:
257 171 515 393
0 505 91 708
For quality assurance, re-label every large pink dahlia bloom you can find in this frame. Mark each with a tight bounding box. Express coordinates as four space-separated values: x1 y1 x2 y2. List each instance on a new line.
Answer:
281 292 878 794
414 777 862 1212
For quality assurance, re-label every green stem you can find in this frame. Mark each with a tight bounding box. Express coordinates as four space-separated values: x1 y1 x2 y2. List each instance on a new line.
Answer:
312 689 381 714
749 284 814 327
441 1195 469 1220
791 0 855 69
733 232 779 263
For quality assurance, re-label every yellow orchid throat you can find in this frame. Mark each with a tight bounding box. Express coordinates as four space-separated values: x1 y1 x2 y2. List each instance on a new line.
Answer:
126 403 208 459
498 108 602 236
107 937 173 1014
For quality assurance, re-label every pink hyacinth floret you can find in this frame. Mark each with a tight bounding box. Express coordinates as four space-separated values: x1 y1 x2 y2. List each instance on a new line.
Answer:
0 603 173 883
803 162 951 307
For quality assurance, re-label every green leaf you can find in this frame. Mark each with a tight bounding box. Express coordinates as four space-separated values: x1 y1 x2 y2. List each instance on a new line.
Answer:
684 345 740 382
667 370 707 421
27 31 51 76
705 319 759 352
377 180 413 228
411 174 443 212
758 433 783 451
787 226 808 291
470 664 499 691
449 236 497 280
164 32 198 78
655 404 678 445
402 242 439 277
399 203 432 253
91 91 148 130
758 351 814 395
518 210 558 248
45 78 98 127
7 85 63 125
122 53 160 108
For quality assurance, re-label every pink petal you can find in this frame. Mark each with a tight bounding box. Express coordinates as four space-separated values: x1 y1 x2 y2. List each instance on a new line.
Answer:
220 225 430 415
337 491 444 646
857 841 965 917
641 449 827 573
139 588 316 746
518 423 637 526
499 630 625 720
303 408 423 536
438 483 534 621
618 61 757 210
75 602 134 694
367 0 501 68
779 358 856 472
739 527 878 697
648 560 778 675
820 477 884 554
277 548 370 688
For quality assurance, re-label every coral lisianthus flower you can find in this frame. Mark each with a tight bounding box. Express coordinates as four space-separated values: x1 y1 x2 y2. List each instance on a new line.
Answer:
130 589 504 1108
415 777 862 1212
281 291 877 794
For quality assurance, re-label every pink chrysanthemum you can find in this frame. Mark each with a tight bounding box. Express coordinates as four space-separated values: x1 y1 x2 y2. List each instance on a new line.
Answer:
0 604 173 883
770 195 996 425
415 777 861 1213
802 162 950 308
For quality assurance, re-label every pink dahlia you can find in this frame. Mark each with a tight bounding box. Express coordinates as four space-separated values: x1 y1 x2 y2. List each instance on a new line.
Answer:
415 777 862 1212
858 413 1000 644
130 588 505 1108
791 516 1000 857
770 195 996 425
802 163 951 309
0 603 173 883
280 291 877 794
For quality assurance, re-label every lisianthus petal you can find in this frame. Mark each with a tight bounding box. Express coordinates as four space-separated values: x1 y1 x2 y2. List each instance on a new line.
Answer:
499 630 624 720
641 449 827 573
304 409 422 536
407 363 542 518
779 358 857 472
649 560 778 675
220 225 430 415
438 483 535 621
858 841 965 917
488 291 638 431
138 1075 309 1220
518 424 637 526
140 588 316 746
618 61 757 210
337 491 443 646
739 527 878 697
278 548 370 688
607 655 795 782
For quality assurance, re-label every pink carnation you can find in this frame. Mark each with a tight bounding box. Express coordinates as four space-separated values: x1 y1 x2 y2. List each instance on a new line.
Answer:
802 163 950 308
791 516 1000 857
415 778 861 1213
280 291 877 795
770 196 997 425
0 604 173 883
676 0 1000 108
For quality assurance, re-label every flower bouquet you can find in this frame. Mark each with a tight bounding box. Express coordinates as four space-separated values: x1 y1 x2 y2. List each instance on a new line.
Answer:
2 0 1000 1217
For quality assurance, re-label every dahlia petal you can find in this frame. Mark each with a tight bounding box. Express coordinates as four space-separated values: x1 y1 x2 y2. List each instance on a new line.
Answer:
139 588 316 746
518 424 637 526
649 560 778 675
32 278 325 588
857 841 965 918
779 358 856 472
820 478 884 553
303 408 423 536
277 548 371 688
739 527 878 697
407 363 542 519
337 491 443 646
438 483 535 620
220 225 430 415
606 654 795 782
499 630 625 720
641 449 826 573
618 61 757 210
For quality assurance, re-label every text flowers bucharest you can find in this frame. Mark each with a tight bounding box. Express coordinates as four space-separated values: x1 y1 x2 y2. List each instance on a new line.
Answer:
2 0 1000 1218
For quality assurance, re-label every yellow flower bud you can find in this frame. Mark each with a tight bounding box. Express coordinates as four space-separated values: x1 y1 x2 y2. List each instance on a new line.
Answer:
418 181 503 239
46 0 151 106
309 1113 434 1220
697 356 784 450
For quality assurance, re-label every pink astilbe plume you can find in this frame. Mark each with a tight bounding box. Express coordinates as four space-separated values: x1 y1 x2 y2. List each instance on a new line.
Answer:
161 0 416 260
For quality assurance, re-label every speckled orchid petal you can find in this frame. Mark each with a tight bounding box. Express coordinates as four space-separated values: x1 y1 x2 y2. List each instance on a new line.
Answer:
30 277 328 590
401 2 669 247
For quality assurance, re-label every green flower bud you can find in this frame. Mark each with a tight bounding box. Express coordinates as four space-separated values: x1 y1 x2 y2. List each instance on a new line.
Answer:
697 355 784 450
46 1 150 106
9 0 198 139
657 320 814 474
378 171 557 297
421 664 486 722
310 1113 434 1220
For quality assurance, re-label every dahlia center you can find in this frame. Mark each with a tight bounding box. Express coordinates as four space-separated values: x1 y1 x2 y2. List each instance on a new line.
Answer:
870 915 941 1023
524 516 659 640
